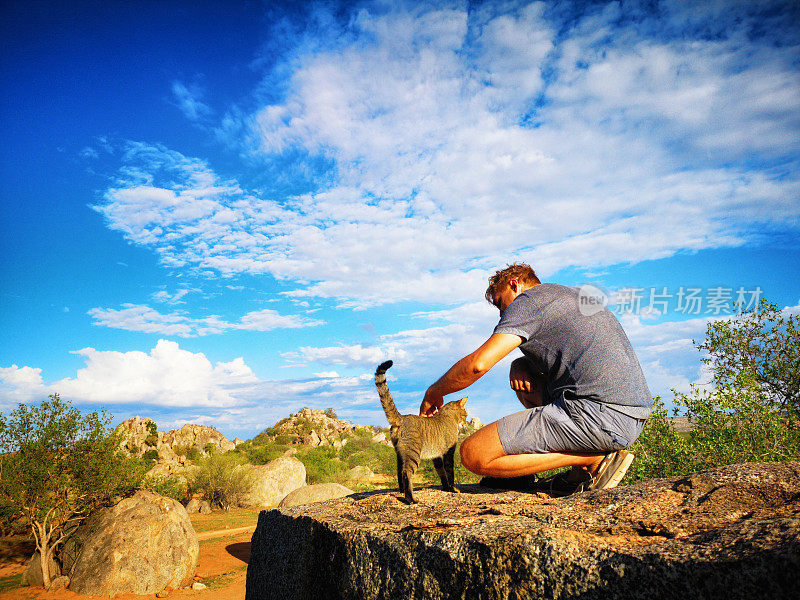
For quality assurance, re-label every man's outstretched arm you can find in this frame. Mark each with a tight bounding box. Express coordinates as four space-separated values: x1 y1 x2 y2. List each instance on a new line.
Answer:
420 332 523 416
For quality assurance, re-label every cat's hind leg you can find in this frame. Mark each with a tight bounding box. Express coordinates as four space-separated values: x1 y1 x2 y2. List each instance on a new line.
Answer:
398 450 420 504
395 449 404 494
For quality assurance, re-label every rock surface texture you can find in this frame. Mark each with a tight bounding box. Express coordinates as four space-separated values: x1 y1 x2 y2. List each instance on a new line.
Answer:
62 490 199 596
246 461 799 600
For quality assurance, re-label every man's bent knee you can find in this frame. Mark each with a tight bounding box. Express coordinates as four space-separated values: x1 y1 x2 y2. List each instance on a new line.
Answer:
460 438 486 474
459 424 505 475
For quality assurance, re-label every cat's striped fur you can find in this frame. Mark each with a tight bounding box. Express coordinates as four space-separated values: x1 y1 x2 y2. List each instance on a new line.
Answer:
375 360 468 504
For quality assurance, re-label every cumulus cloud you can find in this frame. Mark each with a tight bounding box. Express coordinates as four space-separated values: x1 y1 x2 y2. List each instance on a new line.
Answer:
88 304 324 337
0 342 393 435
92 1 800 310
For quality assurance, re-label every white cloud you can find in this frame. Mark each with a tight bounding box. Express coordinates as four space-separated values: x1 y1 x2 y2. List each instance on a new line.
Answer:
92 2 799 310
152 288 194 304
171 81 213 121
0 365 48 406
88 304 324 337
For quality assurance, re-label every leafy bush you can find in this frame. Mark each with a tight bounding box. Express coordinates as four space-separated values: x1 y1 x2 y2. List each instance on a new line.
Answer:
173 444 189 457
142 449 159 461
274 434 294 445
626 300 800 483
143 474 188 503
146 419 158 437
186 447 202 462
339 434 395 474
297 446 341 484
245 443 289 465
324 408 338 419
189 453 254 511
204 442 216 454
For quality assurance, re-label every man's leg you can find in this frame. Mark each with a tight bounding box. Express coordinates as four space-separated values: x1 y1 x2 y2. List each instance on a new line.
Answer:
460 422 605 478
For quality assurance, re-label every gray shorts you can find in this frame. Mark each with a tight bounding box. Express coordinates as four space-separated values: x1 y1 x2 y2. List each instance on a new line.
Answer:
497 395 648 455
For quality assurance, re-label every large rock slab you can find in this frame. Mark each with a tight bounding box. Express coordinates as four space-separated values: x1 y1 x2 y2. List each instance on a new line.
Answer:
280 483 355 508
246 461 800 600
245 456 306 507
62 490 198 596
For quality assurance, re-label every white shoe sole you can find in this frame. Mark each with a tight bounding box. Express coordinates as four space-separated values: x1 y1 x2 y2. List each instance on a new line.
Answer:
591 450 634 490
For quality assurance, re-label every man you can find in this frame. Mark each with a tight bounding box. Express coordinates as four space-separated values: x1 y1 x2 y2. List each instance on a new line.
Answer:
419 263 651 494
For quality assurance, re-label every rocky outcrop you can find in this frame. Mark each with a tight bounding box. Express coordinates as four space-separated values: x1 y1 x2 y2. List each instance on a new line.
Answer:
115 417 235 461
62 490 198 596
271 408 387 448
280 483 355 508
244 456 307 507
246 462 800 600
162 423 236 453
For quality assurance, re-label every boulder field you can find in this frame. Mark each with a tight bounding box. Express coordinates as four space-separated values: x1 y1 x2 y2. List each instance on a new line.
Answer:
246 461 799 600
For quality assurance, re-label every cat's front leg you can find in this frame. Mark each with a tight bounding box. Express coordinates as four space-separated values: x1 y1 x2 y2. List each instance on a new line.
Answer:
443 445 459 493
433 455 455 492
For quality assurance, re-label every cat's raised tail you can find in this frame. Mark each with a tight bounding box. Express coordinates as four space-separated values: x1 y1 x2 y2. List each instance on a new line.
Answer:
375 360 402 427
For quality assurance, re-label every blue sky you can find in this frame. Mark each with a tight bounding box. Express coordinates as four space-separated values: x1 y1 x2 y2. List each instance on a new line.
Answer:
1 0 799 440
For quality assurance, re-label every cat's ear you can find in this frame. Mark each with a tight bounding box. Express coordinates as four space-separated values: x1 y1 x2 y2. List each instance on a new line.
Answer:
457 397 468 407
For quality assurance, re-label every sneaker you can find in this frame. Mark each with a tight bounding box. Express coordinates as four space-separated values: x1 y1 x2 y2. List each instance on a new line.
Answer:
478 474 539 491
589 450 634 490
534 470 592 497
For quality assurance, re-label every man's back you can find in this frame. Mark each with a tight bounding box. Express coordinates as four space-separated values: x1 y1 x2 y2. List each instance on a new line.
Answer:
494 283 651 418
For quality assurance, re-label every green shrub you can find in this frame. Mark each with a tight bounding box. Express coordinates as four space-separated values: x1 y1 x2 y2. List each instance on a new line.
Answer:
204 443 216 454
146 419 158 437
144 434 158 447
189 453 253 511
324 408 338 419
626 398 692 483
245 443 289 465
297 446 342 484
274 434 294 445
142 449 160 461
186 447 202 462
143 474 188 503
626 300 800 484
173 444 189 457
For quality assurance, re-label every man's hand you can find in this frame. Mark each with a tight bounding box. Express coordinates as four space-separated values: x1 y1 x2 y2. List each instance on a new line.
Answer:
419 333 524 417
420 388 443 417
509 358 535 394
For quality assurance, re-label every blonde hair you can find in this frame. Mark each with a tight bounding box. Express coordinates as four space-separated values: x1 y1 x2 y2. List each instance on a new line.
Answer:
485 263 540 304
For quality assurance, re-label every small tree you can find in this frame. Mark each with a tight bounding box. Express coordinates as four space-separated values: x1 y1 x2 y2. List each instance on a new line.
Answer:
0 394 141 588
699 298 799 415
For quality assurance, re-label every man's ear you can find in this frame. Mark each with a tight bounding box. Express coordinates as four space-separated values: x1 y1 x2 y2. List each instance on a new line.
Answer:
509 279 519 293
457 397 468 407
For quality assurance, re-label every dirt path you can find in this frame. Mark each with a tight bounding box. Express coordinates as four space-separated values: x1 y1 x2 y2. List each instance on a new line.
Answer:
196 526 256 541
0 527 253 600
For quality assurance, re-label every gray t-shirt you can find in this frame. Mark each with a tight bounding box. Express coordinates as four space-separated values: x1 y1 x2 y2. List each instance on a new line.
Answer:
494 283 652 419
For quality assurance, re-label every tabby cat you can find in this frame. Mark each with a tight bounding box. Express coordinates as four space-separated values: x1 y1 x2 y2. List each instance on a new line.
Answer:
375 360 468 504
